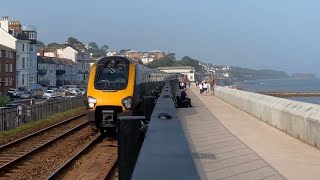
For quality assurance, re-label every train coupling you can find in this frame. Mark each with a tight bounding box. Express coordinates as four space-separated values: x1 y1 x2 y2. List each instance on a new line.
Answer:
101 110 116 127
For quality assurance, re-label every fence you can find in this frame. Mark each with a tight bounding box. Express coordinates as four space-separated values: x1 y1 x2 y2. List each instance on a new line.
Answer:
0 97 86 131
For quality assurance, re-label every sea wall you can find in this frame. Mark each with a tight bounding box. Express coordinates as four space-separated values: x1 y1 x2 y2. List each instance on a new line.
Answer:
214 86 320 149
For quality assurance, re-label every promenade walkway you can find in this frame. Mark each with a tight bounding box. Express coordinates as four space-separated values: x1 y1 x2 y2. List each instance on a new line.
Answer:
177 85 320 180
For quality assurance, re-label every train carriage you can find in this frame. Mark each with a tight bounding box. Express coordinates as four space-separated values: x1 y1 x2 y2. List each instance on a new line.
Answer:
86 56 175 135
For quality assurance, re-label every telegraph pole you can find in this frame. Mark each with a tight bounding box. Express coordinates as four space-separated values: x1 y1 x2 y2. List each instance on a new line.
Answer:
0 81 6 97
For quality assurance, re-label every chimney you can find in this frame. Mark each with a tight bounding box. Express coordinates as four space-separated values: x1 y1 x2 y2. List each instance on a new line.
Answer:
40 48 45 57
0 16 9 32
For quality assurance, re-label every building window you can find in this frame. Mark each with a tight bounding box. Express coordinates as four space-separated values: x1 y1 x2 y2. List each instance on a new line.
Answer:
22 74 25 85
22 57 25 69
5 78 8 86
22 44 25 52
9 51 13 58
0 50 2 57
6 50 8 58
29 45 34 52
9 64 12 72
9 78 12 86
5 64 8 72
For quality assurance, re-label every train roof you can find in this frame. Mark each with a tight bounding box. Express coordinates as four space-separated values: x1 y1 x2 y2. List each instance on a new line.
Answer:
97 56 162 72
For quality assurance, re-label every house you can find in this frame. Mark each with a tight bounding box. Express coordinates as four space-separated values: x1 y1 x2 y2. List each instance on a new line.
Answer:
0 44 16 94
124 50 140 62
37 56 77 87
38 42 91 84
123 49 164 64
0 16 37 89
156 66 196 82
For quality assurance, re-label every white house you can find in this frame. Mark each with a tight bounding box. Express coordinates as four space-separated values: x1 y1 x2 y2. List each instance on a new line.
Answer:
156 66 196 82
37 56 77 87
55 43 91 84
0 16 32 88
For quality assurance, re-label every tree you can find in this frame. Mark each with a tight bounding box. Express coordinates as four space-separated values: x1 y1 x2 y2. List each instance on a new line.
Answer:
88 42 99 52
37 41 45 48
165 52 176 61
119 49 130 54
67 37 81 45
100 45 109 52
47 42 63 48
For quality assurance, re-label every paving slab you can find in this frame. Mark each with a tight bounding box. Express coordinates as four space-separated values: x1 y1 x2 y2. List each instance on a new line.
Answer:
177 84 320 180
177 88 285 180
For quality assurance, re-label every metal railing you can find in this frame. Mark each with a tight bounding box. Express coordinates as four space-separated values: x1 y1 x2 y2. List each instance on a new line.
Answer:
0 97 86 131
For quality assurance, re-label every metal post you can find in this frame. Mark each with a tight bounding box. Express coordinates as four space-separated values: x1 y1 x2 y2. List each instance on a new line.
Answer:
0 81 6 97
118 116 145 180
143 96 157 122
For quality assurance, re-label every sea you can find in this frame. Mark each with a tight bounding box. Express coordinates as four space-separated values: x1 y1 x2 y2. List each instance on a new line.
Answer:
234 78 320 105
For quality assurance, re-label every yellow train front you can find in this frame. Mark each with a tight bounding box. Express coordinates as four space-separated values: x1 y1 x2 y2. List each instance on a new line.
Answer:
86 56 171 135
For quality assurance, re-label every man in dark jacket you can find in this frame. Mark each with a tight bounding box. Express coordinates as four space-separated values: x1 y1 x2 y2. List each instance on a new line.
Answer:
180 90 192 107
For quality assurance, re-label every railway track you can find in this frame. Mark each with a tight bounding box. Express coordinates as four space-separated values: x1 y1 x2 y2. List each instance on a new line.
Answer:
0 113 86 177
47 137 118 180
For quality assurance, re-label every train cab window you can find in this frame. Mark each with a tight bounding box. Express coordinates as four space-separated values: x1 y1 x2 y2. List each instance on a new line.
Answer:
95 65 128 90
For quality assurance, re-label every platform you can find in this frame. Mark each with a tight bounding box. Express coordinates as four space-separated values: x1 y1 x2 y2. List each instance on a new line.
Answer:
177 85 320 180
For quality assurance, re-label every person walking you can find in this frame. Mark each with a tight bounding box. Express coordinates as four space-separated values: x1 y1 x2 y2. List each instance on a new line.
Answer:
203 82 208 94
199 82 203 94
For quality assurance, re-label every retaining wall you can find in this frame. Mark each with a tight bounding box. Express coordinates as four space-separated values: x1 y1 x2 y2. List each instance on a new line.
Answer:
215 86 320 149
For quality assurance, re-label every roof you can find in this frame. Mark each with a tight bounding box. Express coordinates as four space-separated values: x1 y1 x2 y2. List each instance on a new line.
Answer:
147 50 163 53
71 43 86 52
0 44 15 51
156 66 195 70
37 56 75 65
16 32 29 40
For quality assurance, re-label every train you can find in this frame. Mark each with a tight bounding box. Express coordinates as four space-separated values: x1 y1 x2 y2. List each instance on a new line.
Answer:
86 56 177 135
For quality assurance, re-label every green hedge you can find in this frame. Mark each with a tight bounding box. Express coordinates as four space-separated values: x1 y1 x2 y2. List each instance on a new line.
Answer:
0 96 10 107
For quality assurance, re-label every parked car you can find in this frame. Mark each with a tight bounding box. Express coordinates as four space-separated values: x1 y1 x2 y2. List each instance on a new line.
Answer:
8 88 22 97
43 90 59 99
20 91 37 99
78 88 86 95
67 88 82 96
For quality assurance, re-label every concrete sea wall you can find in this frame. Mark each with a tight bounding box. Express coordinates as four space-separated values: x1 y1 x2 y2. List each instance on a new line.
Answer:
215 86 320 149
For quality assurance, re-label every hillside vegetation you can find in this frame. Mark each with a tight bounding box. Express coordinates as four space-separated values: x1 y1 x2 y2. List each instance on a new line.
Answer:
147 54 290 80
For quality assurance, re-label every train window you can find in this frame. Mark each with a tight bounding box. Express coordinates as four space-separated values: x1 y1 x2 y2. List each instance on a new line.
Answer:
94 65 129 90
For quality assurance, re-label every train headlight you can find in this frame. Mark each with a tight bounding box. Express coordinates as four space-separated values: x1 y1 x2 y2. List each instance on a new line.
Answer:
88 96 97 109
121 96 133 110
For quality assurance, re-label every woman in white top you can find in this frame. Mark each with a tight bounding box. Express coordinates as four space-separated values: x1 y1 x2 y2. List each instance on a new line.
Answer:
199 83 203 94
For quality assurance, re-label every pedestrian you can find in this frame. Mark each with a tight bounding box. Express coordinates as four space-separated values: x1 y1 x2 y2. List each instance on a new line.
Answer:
203 82 208 94
199 82 203 94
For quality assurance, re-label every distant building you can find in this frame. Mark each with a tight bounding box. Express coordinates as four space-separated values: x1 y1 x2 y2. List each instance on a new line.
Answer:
37 56 77 87
124 50 140 62
106 51 118 57
0 44 16 94
156 66 195 82
37 42 91 84
123 49 164 64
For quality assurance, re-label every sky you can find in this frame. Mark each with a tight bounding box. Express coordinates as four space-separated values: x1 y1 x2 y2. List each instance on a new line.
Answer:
1 0 320 76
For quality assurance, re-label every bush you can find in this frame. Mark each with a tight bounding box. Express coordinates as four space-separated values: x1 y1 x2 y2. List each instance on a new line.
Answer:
0 96 10 107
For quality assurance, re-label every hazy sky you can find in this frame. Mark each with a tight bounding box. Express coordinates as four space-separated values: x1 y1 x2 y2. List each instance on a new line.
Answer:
1 1 320 76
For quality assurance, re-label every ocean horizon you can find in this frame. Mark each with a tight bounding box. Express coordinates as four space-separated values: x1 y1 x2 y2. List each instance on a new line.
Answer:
234 78 320 105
